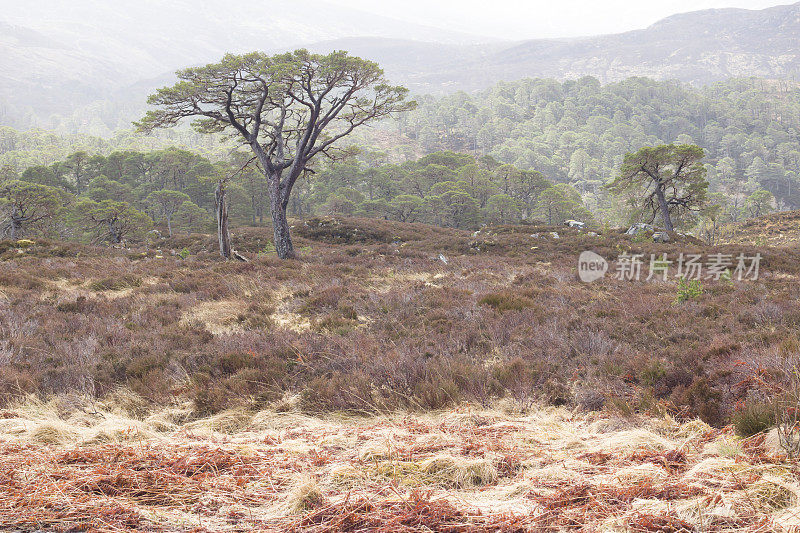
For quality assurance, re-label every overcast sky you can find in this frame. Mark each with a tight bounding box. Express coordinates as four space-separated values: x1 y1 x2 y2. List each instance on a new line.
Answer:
327 0 789 40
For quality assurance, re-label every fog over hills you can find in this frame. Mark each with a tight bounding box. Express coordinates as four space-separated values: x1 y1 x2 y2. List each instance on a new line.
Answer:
1 1 799 133
311 2 800 93
484 2 800 85
0 0 483 128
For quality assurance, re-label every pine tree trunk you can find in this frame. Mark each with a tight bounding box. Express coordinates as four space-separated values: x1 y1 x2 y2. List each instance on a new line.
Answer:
271 199 294 259
655 186 674 232
216 182 232 259
266 173 296 260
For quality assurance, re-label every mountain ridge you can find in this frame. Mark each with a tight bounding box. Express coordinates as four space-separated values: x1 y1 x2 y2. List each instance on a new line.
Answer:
2 1 800 133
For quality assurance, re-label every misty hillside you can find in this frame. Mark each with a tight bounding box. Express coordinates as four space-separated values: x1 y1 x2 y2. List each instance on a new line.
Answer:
0 0 483 129
2 1 800 133
313 2 800 93
477 2 800 86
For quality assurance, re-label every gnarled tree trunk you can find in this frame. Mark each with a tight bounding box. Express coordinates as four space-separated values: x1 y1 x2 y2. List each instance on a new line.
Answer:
8 207 24 240
270 181 294 259
654 186 674 232
9 219 21 240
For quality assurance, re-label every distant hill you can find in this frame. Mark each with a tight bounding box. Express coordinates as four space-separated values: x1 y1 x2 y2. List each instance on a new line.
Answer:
0 0 485 132
2 1 800 133
308 3 800 93
471 2 800 87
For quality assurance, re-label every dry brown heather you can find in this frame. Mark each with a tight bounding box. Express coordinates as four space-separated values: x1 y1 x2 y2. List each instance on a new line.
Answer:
1 216 800 530
722 210 800 247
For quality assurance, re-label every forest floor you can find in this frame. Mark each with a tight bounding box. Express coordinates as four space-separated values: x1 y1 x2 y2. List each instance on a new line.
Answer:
1 395 800 532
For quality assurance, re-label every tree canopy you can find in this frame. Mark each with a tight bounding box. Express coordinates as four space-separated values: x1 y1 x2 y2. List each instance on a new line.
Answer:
607 144 709 231
2 75 796 244
138 49 415 258
0 180 63 239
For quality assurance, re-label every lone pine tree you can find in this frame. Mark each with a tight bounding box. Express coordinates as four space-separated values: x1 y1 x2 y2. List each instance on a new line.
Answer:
608 144 708 232
137 50 414 259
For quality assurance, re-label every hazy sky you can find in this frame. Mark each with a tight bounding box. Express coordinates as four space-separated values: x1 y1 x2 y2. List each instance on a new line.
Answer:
328 0 789 40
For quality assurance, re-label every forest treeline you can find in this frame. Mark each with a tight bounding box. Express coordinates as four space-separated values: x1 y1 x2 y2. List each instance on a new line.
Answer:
1 76 795 240
400 77 797 219
0 146 597 241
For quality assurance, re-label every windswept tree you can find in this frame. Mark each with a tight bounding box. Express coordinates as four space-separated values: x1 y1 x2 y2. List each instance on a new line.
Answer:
323 193 356 216
76 199 152 244
174 200 211 236
607 144 708 231
86 176 134 204
21 165 73 192
485 193 523 224
389 194 424 223
536 184 590 225
60 151 93 194
427 181 480 229
146 189 191 236
137 50 415 259
744 189 774 218
0 166 18 182
0 180 63 239
698 192 737 245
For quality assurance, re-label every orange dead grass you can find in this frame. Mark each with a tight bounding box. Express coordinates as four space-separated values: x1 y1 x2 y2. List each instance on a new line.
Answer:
0 404 798 532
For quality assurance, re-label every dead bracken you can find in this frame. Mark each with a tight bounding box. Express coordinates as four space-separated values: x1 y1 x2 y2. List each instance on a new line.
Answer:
0 397 799 532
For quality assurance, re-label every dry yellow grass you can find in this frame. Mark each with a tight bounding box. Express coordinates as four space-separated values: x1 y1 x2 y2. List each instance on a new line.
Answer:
179 299 248 335
0 394 798 531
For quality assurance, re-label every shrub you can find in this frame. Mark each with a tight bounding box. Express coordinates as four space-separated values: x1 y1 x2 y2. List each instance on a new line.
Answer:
56 296 90 313
315 312 358 335
300 286 345 314
188 349 294 414
192 372 228 416
492 358 565 405
732 400 775 437
89 275 142 291
413 376 462 410
674 278 703 304
672 377 723 426
301 372 375 413
478 292 536 313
